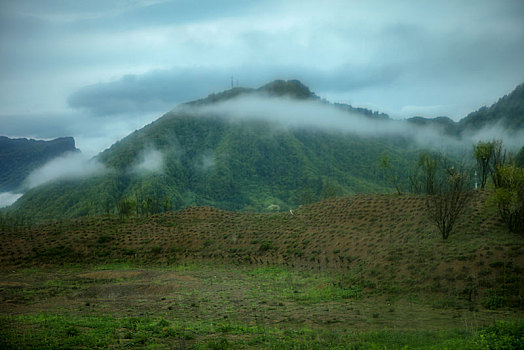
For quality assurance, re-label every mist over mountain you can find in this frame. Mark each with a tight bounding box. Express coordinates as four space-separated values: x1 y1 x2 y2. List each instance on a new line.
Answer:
406 81 524 147
0 136 78 192
6 79 524 219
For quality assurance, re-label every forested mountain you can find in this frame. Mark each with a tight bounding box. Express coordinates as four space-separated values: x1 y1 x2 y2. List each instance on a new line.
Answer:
0 136 78 192
10 81 421 220
7 79 524 220
459 82 524 132
406 82 524 136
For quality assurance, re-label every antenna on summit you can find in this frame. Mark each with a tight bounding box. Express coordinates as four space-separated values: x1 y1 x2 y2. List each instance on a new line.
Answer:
230 76 233 89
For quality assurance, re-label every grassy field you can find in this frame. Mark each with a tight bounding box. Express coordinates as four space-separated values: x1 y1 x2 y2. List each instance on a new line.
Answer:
1 263 522 349
1 192 523 348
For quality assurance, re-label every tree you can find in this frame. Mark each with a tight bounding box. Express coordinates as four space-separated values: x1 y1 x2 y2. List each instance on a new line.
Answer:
473 141 494 189
490 165 524 233
426 166 471 240
490 140 506 188
419 153 439 195
380 155 402 195
117 198 135 220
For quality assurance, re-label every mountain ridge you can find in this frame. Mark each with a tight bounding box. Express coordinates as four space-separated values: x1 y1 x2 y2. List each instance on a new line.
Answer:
0 136 78 192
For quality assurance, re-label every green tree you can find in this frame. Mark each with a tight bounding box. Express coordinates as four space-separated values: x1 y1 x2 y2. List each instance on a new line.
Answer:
473 141 494 189
117 198 135 220
490 140 506 188
418 153 439 195
490 165 524 233
380 155 402 195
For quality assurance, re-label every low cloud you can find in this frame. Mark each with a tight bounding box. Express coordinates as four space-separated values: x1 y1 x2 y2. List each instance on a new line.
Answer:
132 147 164 174
189 95 522 153
0 192 23 208
194 151 215 171
24 152 106 189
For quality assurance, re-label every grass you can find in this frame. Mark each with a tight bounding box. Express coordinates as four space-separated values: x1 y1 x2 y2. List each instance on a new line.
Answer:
1 311 522 349
1 263 522 348
1 192 523 348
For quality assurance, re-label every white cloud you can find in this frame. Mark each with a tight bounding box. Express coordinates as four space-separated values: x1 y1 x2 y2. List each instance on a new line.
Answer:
190 95 521 153
132 147 164 174
24 152 106 189
0 192 23 208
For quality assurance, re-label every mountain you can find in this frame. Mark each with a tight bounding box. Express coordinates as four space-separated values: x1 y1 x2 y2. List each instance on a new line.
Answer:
8 79 524 221
0 136 78 192
459 82 524 133
10 81 422 220
406 82 524 137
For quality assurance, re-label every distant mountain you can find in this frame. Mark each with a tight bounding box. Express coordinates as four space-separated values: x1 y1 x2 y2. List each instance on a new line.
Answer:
406 82 524 136
0 136 78 192
459 82 524 133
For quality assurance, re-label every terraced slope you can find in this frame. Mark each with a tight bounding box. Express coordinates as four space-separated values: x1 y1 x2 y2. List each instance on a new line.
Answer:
2 192 522 308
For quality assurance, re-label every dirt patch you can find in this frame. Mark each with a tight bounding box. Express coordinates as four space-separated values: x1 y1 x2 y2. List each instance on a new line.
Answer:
0 281 31 287
78 270 143 280
78 283 181 298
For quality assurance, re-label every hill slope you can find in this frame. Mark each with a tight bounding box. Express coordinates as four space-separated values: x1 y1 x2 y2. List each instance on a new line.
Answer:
2 192 522 308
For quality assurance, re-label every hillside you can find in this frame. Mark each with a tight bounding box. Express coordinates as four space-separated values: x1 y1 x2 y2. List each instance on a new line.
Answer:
10 81 423 220
2 192 522 308
0 136 78 192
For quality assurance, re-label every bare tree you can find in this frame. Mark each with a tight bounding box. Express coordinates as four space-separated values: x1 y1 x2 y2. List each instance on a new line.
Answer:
426 167 471 240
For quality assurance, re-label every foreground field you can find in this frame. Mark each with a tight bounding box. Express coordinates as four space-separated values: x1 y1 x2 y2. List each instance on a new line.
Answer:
1 193 523 348
1 263 522 349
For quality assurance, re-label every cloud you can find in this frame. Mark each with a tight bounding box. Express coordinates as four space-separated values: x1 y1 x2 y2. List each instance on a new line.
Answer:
132 147 164 174
189 94 522 153
24 152 107 189
1 0 524 156
67 64 404 116
0 192 23 208
67 69 230 115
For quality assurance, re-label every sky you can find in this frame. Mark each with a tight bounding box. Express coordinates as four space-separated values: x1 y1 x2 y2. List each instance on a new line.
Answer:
1 0 524 156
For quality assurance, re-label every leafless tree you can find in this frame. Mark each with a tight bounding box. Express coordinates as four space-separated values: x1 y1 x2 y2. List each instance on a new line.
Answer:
426 167 472 240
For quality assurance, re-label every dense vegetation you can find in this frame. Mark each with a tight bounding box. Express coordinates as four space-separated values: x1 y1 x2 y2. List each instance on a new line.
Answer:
9 81 426 221
4 80 524 222
0 136 77 192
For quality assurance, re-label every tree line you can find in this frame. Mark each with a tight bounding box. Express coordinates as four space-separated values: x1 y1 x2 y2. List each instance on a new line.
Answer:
381 140 524 239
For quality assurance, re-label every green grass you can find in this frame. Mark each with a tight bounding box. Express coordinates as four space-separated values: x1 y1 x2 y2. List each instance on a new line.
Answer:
1 313 522 349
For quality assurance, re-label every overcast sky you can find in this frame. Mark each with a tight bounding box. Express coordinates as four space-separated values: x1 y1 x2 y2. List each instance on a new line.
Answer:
1 0 523 155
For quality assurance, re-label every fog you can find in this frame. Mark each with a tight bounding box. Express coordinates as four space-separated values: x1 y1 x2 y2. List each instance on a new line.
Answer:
24 152 107 189
0 192 23 208
190 95 524 153
132 147 164 174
